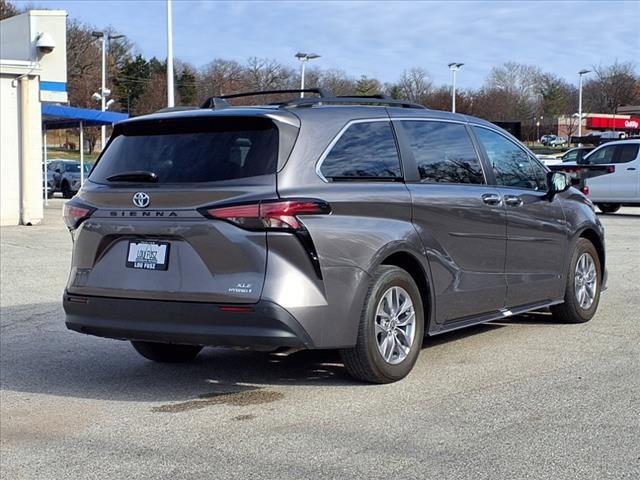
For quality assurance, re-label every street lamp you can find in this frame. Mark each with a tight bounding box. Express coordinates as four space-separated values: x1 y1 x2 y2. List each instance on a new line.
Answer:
578 69 591 140
92 32 125 150
295 52 321 98
448 62 464 113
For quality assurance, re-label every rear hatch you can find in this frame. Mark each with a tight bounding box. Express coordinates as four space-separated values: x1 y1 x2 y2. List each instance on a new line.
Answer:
66 112 299 304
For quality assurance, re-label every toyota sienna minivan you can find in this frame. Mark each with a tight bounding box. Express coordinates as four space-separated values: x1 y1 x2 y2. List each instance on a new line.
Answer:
63 89 606 383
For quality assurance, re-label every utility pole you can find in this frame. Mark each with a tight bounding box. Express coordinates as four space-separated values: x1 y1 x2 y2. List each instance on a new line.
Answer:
92 31 124 151
295 52 321 98
578 69 591 139
448 62 464 113
167 0 175 107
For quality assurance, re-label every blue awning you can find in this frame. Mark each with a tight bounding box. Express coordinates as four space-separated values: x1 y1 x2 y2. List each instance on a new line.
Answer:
42 104 128 130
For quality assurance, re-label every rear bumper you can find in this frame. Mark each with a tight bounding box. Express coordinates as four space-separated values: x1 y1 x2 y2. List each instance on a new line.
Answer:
63 292 314 348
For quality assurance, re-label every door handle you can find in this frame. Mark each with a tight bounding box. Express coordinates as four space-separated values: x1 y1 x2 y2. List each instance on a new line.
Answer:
504 195 523 207
482 193 502 206
627 167 636 171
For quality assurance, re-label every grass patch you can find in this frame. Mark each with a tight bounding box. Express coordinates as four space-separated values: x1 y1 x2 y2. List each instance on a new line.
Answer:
47 147 99 163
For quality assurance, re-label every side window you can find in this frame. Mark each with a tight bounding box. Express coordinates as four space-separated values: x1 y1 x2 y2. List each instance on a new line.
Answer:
401 121 484 184
320 122 401 180
528 156 548 191
587 146 616 165
473 127 540 190
615 144 639 163
562 150 578 162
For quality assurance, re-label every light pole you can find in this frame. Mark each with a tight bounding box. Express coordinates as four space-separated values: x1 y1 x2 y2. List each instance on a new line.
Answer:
166 0 175 107
92 31 125 150
578 69 591 139
448 62 464 113
295 52 320 98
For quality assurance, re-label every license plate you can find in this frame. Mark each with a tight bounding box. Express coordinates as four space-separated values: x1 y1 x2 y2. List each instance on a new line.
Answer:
126 241 170 271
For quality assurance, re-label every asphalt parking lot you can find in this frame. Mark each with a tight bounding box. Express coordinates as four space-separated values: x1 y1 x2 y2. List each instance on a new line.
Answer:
1 199 639 480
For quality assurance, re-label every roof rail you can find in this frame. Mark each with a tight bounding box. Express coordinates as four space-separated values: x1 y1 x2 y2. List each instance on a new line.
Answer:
200 88 330 109
198 88 426 110
280 95 427 110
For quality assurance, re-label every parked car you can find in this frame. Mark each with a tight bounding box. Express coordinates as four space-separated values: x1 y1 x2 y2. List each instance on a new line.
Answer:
548 136 568 147
47 159 92 198
540 134 555 145
581 139 640 213
597 131 626 140
562 147 595 164
45 166 56 198
62 90 607 383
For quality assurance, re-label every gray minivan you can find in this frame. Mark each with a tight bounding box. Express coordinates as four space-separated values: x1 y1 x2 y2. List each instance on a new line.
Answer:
63 90 606 383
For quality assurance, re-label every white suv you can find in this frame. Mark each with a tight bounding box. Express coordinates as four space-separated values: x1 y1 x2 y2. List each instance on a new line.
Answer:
584 139 640 213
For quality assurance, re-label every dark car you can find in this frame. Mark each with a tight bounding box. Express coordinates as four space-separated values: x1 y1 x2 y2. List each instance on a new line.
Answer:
561 147 594 164
62 90 607 383
47 160 92 198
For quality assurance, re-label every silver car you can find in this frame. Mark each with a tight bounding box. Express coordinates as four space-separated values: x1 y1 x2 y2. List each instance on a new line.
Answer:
63 90 607 383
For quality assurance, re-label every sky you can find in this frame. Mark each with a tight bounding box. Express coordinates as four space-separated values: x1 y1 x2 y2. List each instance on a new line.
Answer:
14 0 640 89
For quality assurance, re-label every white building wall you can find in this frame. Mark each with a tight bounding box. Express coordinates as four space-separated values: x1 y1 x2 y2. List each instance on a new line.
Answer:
1 74 21 226
0 72 43 226
0 10 68 103
0 9 66 226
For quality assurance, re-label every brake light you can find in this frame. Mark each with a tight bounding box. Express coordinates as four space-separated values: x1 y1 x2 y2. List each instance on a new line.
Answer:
607 165 615 173
63 201 95 230
202 199 331 230
581 186 590 196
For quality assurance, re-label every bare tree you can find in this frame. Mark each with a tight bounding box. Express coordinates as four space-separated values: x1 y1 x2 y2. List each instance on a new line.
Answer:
397 68 433 103
583 61 640 113
134 71 167 115
197 59 245 100
0 0 20 20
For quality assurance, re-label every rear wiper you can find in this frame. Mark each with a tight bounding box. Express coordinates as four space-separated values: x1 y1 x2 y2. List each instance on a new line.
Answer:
106 171 159 182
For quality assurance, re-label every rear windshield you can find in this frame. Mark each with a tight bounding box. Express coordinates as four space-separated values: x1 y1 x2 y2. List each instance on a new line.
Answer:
90 117 279 184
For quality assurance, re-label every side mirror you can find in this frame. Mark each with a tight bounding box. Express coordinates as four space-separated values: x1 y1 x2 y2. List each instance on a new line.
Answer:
547 171 570 195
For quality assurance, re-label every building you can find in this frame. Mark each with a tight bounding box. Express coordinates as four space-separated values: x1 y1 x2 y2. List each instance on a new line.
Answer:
558 112 640 140
0 10 67 226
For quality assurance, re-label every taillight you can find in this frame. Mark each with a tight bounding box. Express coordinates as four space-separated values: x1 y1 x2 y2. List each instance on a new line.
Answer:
581 186 590 196
607 165 615 173
201 199 331 231
63 201 95 230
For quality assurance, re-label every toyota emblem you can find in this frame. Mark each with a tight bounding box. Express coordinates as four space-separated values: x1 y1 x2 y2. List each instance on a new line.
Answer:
132 192 150 208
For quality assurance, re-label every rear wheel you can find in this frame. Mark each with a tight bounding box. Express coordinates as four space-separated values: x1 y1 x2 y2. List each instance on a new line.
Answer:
61 181 73 199
340 265 424 383
596 203 620 214
131 341 203 363
551 238 601 324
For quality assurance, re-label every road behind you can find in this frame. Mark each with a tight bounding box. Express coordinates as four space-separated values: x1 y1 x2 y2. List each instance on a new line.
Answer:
1 200 639 479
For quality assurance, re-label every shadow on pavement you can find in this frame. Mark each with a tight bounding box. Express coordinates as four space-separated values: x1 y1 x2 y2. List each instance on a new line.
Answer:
1 301 552 402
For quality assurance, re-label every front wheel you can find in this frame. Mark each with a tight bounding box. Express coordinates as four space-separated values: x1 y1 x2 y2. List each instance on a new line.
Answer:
596 203 620 214
131 341 203 363
340 265 424 383
551 238 601 324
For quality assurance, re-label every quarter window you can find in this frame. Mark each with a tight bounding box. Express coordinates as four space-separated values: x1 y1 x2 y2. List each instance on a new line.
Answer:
402 121 484 184
320 122 401 180
587 145 616 165
616 144 639 163
473 127 543 190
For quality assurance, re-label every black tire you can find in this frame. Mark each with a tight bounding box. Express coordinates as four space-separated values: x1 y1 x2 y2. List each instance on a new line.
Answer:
131 341 203 363
551 238 601 324
596 203 620 214
61 181 73 199
340 265 425 383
